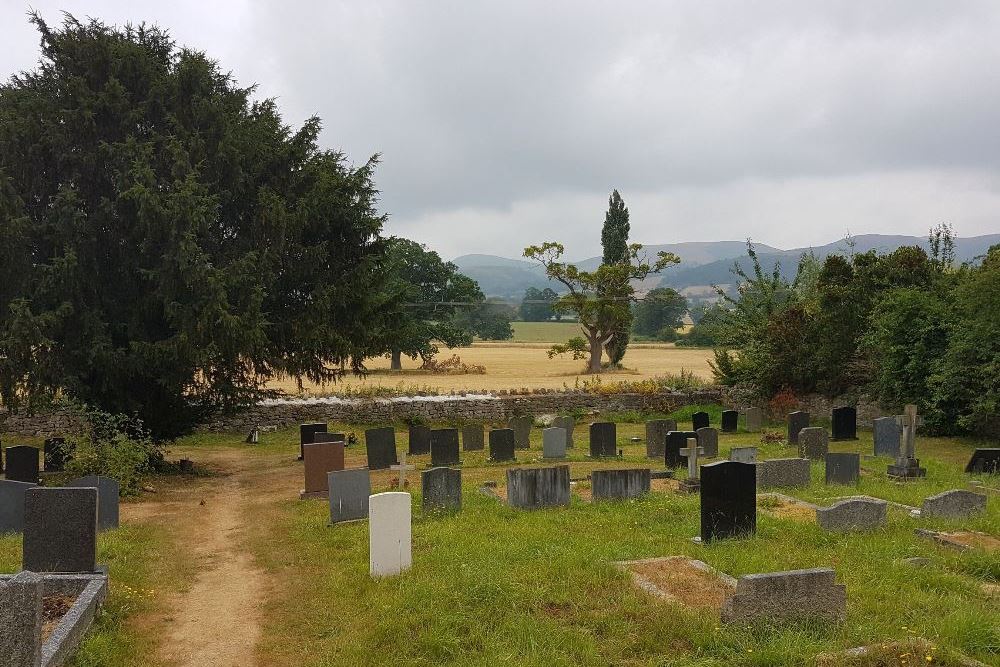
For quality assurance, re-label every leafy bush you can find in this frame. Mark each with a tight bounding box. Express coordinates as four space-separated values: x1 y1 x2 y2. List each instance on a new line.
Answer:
64 410 163 496
419 355 486 375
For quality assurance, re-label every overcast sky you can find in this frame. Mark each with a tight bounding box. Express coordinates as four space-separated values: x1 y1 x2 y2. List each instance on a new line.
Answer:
3 1 999 259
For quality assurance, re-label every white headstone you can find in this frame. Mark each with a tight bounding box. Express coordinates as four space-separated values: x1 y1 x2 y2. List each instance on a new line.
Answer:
369 492 412 578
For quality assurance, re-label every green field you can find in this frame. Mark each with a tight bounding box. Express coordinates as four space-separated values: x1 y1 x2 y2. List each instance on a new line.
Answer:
510 320 584 342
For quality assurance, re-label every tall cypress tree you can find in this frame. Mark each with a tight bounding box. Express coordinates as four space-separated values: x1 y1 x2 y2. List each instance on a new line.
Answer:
602 190 632 365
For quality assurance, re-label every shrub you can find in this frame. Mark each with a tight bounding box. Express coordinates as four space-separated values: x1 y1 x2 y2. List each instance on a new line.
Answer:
64 410 163 496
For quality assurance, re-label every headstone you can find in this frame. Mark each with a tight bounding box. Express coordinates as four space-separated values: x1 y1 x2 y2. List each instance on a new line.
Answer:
700 461 756 542
830 406 858 441
4 446 39 484
589 422 617 458
816 498 887 531
23 487 98 572
920 490 987 519
743 407 763 432
369 492 411 577
679 438 705 493
421 467 461 512
696 427 719 458
729 447 758 464
43 437 67 472
0 570 43 667
720 568 846 624
756 458 811 489
246 428 260 445
0 480 36 534
887 404 926 479
408 424 431 455
664 431 697 468
299 422 328 460
692 411 710 431
390 452 415 490
506 465 570 509
312 432 346 444
542 428 567 459
552 416 575 448
365 427 398 470
488 429 516 462
328 468 371 523
645 419 676 458
824 453 860 486
873 417 901 457
591 469 650 500
430 429 460 467
508 416 532 449
461 424 484 451
798 427 829 460
787 411 810 445
965 449 1000 474
301 442 345 499
66 475 120 531
721 410 738 433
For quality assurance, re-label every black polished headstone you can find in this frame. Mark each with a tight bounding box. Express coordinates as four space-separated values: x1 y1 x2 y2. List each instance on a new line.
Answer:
589 422 617 458
365 427 398 470
408 424 432 455
299 423 328 459
462 424 484 451
700 461 756 542
965 449 1000 474
664 431 697 468
831 407 858 441
65 475 120 531
43 437 68 472
5 446 39 484
430 429 460 466
692 411 710 431
23 487 98 572
720 410 738 433
489 429 516 462
787 411 810 444
422 467 462 512
824 452 861 485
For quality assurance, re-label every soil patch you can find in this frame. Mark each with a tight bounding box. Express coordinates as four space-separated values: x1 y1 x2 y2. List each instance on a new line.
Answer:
918 529 1000 553
41 594 75 642
815 638 989 667
620 556 735 611
759 493 816 522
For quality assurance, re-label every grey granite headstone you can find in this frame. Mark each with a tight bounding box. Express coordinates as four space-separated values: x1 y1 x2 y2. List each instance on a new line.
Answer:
422 467 462 512
591 469 650 500
328 468 371 524
508 416 533 449
696 427 719 458
589 422 617 458
645 419 676 458
692 411 710 431
0 570 42 667
66 476 120 531
873 417 901 457
798 427 829 460
552 416 575 448
430 429 460 467
824 453 860 486
5 446 39 484
729 447 758 464
756 458 811 489
920 490 987 519
365 427 398 470
743 407 763 432
0 480 36 534
489 429 516 462
23 487 98 573
542 428 567 459
408 424 432 455
721 568 846 624
506 465 570 509
816 498 887 531
787 411 810 445
461 424 484 451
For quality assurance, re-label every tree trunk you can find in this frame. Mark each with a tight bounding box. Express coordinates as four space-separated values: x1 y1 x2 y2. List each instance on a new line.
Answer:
390 350 402 371
587 334 603 374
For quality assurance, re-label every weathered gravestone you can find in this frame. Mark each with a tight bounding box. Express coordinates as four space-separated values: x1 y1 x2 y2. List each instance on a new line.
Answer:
965 448 1000 474
430 429 461 467
645 419 676 458
390 452 415 491
679 438 704 493
743 407 763 432
592 469 650 500
462 424 484 451
729 447 758 464
720 568 846 624
589 422 617 458
552 416 575 448
831 406 857 440
422 467 462 512
920 490 987 519
0 480 36 534
0 570 42 667
542 427 567 459
301 442 345 499
506 465 570 509
508 416 533 450
887 404 926 479
696 427 719 458
721 410 738 433
665 431 698 468
365 427 398 470
873 416 901 457
66 476 120 531
5 446 39 484
816 498 887 532
798 427 829 460
756 458 811 489
824 453 860 486
692 411 710 431
787 411 810 445
23 487 97 572
488 429 516 462
299 422 328 460
328 468 371 524
408 424 432 456
43 437 67 472
700 461 756 542
369 492 412 577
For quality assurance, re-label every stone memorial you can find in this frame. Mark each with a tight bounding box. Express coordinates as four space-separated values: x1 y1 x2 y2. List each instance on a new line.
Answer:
798 427 829 460
0 570 42 667
66 475 120 531
965 448 1000 474
23 487 98 573
816 498 887 532
743 407 763 432
831 406 858 440
43 437 67 472
920 490 987 519
301 442 345 499
692 411 710 431
506 465 570 509
462 424 485 451
787 411 810 445
721 410 738 433
5 446 39 484
824 453 860 486
696 427 719 458
729 447 758 464
408 424 432 455
369 492 412 577
299 422 328 460
422 467 462 512
430 429 461 467
365 427 398 470
390 452 415 490
665 430 698 468
542 427 567 459
589 422 617 458
645 419 676 458
700 461 756 542
592 469 650 500
0 479 35 534
679 438 705 493
328 468 371 524
552 416 575 448
720 568 846 624
509 416 533 450
312 432 346 444
873 417 901 457
756 458 811 489
488 429 516 462
887 404 926 479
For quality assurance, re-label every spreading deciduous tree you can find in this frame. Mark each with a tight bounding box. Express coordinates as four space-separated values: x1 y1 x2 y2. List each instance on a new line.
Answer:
519 287 559 322
632 287 687 339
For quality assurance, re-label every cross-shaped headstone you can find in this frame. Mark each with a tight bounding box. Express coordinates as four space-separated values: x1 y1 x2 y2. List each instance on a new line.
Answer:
895 404 922 459
390 451 415 490
680 437 705 482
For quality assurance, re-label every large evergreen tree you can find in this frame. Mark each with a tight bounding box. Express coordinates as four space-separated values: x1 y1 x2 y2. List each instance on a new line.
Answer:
601 190 632 365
